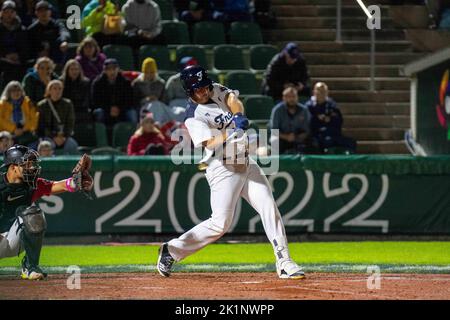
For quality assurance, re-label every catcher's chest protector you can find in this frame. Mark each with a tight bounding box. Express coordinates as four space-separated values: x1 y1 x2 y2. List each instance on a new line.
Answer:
0 173 33 233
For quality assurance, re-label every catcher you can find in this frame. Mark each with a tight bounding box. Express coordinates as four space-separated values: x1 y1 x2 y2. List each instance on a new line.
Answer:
0 145 93 280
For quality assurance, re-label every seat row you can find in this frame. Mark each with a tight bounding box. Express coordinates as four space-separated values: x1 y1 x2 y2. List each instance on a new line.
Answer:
103 44 279 73
74 95 275 153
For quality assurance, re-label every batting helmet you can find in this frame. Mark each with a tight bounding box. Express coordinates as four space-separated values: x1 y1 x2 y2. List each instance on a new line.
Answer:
180 65 213 97
1 145 41 189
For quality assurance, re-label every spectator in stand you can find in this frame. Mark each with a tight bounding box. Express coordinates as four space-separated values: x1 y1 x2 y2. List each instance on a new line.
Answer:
75 36 107 81
127 112 170 155
0 130 14 152
37 139 53 157
60 59 91 122
10 0 62 27
37 79 79 154
269 86 313 154
305 82 356 154
173 0 212 23
262 42 310 102
132 57 166 106
122 0 165 49
165 56 198 107
0 81 38 146
211 0 252 22
22 56 57 105
81 0 124 48
0 1 29 85
27 1 69 64
91 58 137 127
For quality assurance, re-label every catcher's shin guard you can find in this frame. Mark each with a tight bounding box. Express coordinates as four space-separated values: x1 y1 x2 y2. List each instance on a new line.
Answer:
272 236 305 279
17 206 47 280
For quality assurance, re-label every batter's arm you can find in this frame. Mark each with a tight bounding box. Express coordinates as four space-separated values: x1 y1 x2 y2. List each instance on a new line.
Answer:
225 92 245 114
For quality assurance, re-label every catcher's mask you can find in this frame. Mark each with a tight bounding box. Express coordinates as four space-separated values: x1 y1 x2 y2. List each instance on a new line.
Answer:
1 145 42 189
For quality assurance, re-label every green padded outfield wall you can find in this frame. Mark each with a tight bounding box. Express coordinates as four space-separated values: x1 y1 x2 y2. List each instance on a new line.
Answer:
416 60 450 154
9 155 450 235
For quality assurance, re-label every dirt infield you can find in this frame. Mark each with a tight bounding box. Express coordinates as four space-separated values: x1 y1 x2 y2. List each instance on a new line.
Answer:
0 272 449 300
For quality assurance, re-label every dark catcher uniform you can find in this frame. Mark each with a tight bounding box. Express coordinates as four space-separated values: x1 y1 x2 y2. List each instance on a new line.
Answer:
0 146 52 279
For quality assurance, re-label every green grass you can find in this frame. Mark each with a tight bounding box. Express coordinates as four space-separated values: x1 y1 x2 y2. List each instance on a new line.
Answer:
0 242 449 268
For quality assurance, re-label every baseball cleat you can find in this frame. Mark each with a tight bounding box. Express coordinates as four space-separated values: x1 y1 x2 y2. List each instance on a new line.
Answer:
21 267 47 281
277 260 306 279
157 243 175 277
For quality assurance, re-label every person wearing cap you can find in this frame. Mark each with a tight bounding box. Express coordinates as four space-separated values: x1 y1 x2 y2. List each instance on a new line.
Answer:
0 0 30 84
26 1 70 63
132 57 166 105
91 58 137 131
122 0 165 49
165 56 198 106
262 42 311 102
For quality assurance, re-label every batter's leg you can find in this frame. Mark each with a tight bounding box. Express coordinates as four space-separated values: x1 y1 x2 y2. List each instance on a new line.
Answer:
240 160 305 279
167 166 245 262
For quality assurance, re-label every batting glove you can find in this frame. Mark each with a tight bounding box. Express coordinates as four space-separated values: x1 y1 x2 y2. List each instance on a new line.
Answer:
232 112 249 131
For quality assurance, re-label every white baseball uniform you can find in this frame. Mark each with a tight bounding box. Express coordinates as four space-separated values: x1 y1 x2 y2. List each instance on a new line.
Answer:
167 83 299 273
0 218 23 259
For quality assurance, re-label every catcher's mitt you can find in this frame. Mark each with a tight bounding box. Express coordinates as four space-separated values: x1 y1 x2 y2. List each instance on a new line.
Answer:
72 154 93 199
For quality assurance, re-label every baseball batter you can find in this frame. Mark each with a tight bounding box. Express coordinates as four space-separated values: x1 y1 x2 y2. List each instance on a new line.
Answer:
0 145 93 280
157 65 305 279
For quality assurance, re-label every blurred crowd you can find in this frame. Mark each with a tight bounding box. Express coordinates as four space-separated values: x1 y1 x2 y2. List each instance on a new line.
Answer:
0 0 359 158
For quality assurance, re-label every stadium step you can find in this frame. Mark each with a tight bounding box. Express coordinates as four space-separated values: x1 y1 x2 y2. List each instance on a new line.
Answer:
344 115 410 129
342 128 406 141
338 103 410 116
303 52 422 65
356 140 409 154
308 65 404 78
266 29 406 42
330 90 409 103
268 0 417 154
276 17 398 30
274 41 414 53
310 77 410 90
272 5 391 18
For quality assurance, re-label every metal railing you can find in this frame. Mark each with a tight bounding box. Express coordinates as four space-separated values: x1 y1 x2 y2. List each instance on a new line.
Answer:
336 0 376 92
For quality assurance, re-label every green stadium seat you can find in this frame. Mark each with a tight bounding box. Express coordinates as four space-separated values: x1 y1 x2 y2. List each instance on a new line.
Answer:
161 21 190 45
229 22 263 45
154 0 174 20
112 122 137 150
250 44 278 72
159 70 177 81
73 122 97 151
138 45 173 71
176 45 208 69
95 122 109 147
226 71 259 95
102 45 135 71
213 45 245 71
243 95 274 121
193 21 226 45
